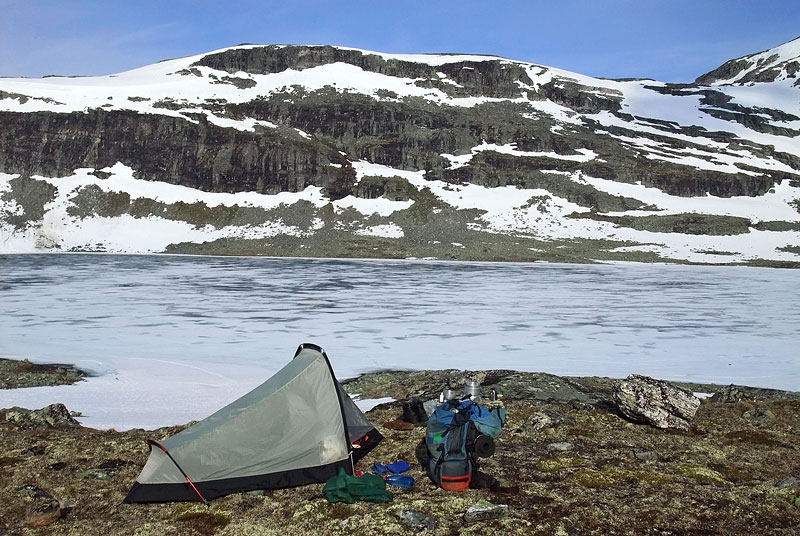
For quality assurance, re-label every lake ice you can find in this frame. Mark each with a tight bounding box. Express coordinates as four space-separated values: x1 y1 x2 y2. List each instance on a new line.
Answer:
1 254 798 429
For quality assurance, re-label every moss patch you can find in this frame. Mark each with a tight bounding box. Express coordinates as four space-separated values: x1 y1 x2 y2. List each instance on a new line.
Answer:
174 508 231 535
536 456 591 473
723 430 786 447
678 464 728 485
569 467 670 488
571 212 753 235
0 177 58 229
753 221 800 232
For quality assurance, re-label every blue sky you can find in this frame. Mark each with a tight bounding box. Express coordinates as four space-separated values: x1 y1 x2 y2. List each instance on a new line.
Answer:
1 0 798 81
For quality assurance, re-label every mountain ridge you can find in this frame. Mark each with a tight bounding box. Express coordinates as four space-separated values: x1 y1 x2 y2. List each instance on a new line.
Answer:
695 35 800 86
1 40 798 266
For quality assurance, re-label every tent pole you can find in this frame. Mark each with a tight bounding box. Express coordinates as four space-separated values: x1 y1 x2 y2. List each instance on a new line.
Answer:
147 439 209 505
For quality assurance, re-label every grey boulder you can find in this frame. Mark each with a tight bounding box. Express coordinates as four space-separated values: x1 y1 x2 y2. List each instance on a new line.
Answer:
398 509 436 531
613 374 700 430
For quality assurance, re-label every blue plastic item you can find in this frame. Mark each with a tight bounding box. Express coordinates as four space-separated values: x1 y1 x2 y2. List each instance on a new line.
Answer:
385 474 415 487
372 462 387 475
386 461 410 474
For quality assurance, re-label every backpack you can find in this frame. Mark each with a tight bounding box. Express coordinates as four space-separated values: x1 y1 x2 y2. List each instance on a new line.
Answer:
425 400 506 491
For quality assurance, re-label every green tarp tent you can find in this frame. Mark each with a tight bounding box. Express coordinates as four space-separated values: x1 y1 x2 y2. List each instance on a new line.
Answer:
124 343 382 503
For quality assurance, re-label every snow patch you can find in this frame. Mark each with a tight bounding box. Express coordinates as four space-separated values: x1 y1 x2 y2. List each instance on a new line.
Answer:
355 224 404 238
333 195 414 217
441 142 595 170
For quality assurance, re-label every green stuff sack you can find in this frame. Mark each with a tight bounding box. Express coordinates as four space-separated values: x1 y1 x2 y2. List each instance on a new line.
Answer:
322 468 355 504
323 468 393 503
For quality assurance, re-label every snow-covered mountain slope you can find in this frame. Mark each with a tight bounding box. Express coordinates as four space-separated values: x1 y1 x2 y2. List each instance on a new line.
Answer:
696 36 800 85
1 40 799 265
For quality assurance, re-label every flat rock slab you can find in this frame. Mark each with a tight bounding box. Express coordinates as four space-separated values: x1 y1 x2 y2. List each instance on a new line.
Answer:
464 499 508 523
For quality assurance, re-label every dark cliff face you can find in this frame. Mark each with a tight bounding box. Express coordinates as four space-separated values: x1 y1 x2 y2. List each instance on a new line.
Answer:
194 45 536 100
0 109 355 199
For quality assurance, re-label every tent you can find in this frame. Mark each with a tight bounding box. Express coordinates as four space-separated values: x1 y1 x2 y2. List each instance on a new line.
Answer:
124 343 383 503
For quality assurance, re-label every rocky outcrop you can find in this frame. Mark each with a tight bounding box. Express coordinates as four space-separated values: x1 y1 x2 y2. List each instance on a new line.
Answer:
2 403 81 429
612 374 700 430
694 36 800 85
194 45 536 99
0 358 86 389
710 384 754 403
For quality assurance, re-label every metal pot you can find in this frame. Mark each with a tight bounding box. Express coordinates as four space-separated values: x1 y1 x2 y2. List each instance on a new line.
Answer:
440 388 459 402
464 380 481 402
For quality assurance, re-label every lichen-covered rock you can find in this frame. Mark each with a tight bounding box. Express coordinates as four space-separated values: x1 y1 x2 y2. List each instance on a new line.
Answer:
612 374 700 430
78 459 129 480
633 448 659 462
16 485 52 500
547 441 574 452
776 476 799 489
523 409 576 435
743 406 777 422
2 403 81 429
398 509 436 531
24 496 61 528
710 384 754 403
464 499 508 523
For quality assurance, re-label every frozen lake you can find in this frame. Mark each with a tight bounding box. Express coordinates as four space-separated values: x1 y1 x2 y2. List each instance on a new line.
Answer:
1 254 798 429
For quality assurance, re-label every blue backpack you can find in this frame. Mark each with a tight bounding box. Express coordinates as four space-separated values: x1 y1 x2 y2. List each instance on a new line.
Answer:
425 400 506 490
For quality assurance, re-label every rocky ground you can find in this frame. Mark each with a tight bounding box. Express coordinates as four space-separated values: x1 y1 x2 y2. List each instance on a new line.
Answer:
0 359 87 390
0 363 799 535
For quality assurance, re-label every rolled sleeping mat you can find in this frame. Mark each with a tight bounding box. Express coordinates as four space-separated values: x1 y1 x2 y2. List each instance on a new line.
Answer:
473 434 495 458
